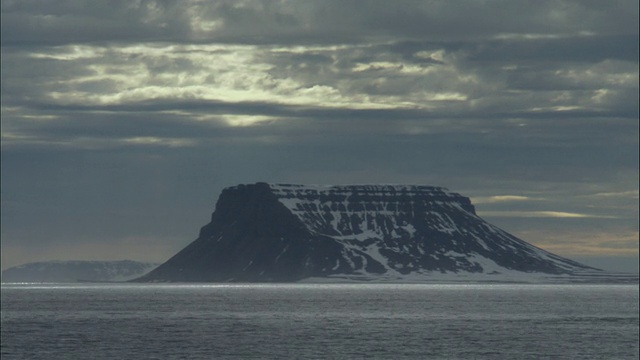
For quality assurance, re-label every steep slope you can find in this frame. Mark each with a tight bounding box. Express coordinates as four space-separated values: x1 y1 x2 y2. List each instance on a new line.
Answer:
138 183 600 282
2 260 158 283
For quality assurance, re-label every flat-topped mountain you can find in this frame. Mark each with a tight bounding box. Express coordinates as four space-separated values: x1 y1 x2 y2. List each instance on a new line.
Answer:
137 183 604 283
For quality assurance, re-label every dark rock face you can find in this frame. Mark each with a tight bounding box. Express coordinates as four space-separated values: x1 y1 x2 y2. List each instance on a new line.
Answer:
138 183 598 282
2 260 158 283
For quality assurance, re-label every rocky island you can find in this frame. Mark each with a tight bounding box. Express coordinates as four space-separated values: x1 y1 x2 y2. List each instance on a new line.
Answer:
137 183 626 283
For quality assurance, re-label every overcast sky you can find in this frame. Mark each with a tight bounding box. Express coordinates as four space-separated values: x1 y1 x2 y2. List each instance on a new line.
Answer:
1 0 638 272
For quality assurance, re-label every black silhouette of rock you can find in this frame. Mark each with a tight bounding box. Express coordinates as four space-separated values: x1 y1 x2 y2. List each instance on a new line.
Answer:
137 183 603 282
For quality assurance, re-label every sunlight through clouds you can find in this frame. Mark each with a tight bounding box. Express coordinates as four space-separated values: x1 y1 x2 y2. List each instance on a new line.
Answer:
30 44 415 110
1 0 637 270
121 136 196 147
477 211 617 219
471 195 538 204
217 115 277 127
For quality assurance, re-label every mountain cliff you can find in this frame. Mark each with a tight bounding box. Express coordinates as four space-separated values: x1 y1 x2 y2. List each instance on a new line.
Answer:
137 183 601 282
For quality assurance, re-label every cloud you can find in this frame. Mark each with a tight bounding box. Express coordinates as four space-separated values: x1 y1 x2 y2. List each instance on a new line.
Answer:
3 1 637 46
584 190 640 199
527 231 640 257
1 0 637 270
478 211 617 219
471 195 540 204
2 40 636 130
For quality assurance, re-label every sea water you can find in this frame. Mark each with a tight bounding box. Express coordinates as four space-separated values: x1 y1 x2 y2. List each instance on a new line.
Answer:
1 283 638 359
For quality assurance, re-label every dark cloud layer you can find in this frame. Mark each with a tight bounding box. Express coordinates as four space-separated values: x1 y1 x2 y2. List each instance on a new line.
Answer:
1 0 638 271
2 1 638 45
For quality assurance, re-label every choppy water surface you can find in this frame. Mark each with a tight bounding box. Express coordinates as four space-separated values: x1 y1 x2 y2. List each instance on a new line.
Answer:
1 283 638 359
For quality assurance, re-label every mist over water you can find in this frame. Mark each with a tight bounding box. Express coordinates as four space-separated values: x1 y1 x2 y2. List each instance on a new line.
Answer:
2 283 638 359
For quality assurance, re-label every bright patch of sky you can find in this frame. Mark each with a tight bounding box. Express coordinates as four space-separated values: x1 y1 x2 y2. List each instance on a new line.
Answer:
1 0 637 272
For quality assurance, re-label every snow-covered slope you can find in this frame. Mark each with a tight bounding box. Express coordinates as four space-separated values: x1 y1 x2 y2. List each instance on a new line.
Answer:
2 260 159 283
269 184 593 277
137 183 620 283
270 185 586 277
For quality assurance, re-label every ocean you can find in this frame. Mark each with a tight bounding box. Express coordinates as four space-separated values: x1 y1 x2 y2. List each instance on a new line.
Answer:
1 283 638 359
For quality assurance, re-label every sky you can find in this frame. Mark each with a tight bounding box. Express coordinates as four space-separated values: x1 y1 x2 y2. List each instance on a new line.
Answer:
1 0 638 272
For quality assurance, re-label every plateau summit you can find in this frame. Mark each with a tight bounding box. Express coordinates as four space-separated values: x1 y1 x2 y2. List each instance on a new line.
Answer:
138 183 607 283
